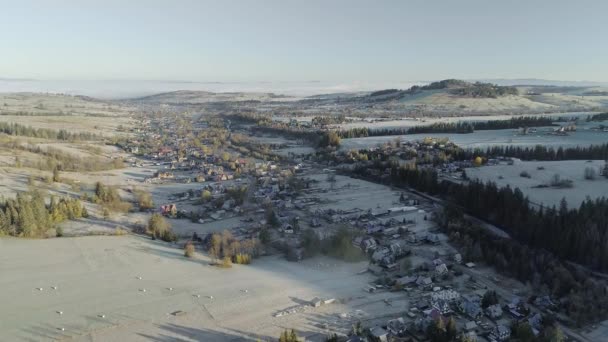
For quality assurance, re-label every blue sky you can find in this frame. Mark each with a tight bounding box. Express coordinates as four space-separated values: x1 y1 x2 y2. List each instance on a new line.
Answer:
1 0 607 82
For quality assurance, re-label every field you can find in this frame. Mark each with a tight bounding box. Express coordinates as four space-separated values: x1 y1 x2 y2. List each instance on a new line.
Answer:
0 235 403 342
465 159 607 207
339 126 608 151
0 93 134 136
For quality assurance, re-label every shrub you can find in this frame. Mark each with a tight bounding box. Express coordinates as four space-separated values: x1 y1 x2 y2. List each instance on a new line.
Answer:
147 213 176 242
520 171 531 178
135 189 155 211
219 256 232 268
584 167 597 180
550 174 574 188
184 241 195 258
115 226 127 236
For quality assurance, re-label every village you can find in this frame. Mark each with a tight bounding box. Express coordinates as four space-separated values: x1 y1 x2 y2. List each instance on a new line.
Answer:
110 112 566 342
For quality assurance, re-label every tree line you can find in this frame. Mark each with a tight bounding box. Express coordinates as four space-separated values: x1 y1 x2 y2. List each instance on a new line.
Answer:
438 206 608 327
338 116 555 139
0 122 100 141
587 112 608 122
206 229 261 267
467 143 608 161
0 190 88 237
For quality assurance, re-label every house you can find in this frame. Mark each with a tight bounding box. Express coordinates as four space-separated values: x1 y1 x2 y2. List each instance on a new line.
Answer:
388 242 406 257
432 258 444 266
407 233 420 244
221 199 235 210
490 324 510 341
459 295 483 320
155 171 175 179
310 297 323 308
345 336 365 342
416 276 433 288
387 317 407 337
435 263 449 276
396 275 417 286
426 234 440 244
486 304 503 319
160 204 177 216
368 264 384 276
533 295 555 309
431 289 460 303
431 298 451 315
369 326 388 342
282 224 294 234
507 297 526 318
371 248 390 263
464 321 478 332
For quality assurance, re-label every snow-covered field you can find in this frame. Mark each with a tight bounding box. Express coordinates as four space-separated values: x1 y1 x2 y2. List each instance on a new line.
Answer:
466 160 607 207
340 127 608 151
0 235 404 342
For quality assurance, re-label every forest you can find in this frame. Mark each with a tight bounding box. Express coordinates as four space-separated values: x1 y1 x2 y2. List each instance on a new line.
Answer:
0 190 87 237
404 79 518 98
586 112 608 122
346 160 608 325
338 116 554 138
468 143 608 161
0 122 100 141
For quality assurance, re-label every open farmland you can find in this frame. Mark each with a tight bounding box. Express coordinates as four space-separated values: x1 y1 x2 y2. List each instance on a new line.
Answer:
0 235 400 342
465 159 607 207
0 93 134 136
339 126 608 150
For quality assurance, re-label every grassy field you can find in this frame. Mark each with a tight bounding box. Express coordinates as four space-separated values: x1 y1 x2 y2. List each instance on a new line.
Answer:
466 159 607 207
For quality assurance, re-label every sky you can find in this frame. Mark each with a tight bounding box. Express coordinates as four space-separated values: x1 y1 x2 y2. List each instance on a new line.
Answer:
1 0 607 84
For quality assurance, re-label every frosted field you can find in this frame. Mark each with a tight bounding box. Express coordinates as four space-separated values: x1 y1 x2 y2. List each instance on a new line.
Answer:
0 235 408 342
340 127 608 151
337 111 595 131
466 160 607 207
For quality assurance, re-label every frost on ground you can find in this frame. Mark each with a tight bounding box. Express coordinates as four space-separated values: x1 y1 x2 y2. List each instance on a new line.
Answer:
0 236 406 342
466 160 607 207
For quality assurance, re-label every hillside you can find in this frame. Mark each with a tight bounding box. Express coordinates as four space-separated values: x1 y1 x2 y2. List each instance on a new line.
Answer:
129 90 295 105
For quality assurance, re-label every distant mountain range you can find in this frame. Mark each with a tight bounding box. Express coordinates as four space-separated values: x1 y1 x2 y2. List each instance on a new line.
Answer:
0 78 606 99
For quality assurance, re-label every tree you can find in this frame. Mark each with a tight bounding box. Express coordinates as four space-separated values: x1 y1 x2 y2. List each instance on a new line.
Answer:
52 167 61 182
147 213 175 242
327 173 337 190
209 233 222 260
325 333 339 342
473 156 483 167
544 325 565 342
258 228 271 245
266 207 279 227
278 329 300 342
136 190 154 211
301 229 321 257
103 207 110 220
184 241 195 258
512 322 535 342
584 166 597 180
446 317 457 341
220 256 232 268
201 190 212 203
481 290 499 308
